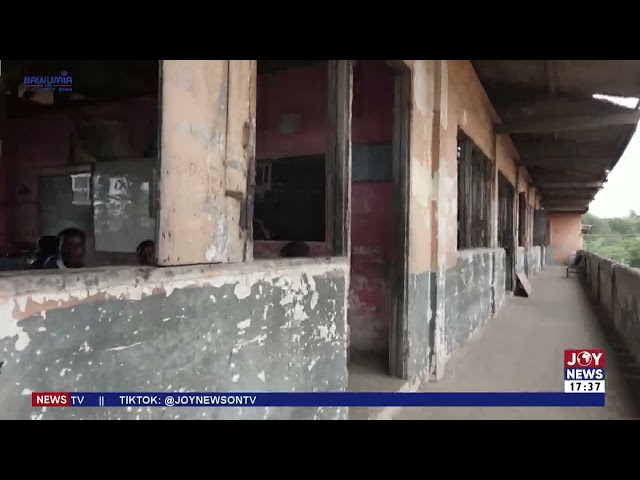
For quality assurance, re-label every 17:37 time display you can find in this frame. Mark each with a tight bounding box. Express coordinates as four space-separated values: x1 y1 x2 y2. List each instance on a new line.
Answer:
568 381 602 392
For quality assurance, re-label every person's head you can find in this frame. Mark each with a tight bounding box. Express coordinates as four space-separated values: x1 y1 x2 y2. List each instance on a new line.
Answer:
57 228 86 268
137 240 156 266
280 241 310 258
37 236 58 259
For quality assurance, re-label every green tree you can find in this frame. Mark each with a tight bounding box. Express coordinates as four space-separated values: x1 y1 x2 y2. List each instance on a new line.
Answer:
626 237 640 267
582 213 612 234
608 217 635 235
582 213 640 267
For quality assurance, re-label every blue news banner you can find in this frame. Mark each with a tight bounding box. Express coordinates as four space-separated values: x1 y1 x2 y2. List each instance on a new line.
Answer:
32 391 605 408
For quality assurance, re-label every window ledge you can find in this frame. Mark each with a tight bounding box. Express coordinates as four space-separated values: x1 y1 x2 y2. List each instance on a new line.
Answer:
0 256 350 301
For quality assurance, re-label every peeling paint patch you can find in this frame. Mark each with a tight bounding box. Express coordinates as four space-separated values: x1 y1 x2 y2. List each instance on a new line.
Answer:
205 244 218 262
292 304 308 321
310 291 319 309
105 342 143 352
0 312 31 351
413 61 430 115
233 284 252 300
237 319 251 330
308 358 318 371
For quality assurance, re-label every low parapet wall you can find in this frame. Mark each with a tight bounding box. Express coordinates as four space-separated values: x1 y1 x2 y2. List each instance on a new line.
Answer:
583 251 640 366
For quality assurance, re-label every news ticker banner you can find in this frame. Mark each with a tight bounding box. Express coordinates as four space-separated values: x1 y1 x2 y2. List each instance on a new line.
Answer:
564 348 606 394
32 391 605 408
30 348 607 408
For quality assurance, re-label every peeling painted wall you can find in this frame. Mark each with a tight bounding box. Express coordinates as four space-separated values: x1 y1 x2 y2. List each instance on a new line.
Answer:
443 249 494 360
493 248 507 313
406 270 432 379
526 246 543 276
516 247 525 275
402 60 436 380
583 251 640 367
0 259 349 420
417 60 538 379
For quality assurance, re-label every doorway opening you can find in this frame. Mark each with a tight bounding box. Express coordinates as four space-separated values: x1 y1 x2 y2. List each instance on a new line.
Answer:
498 172 516 291
347 60 411 385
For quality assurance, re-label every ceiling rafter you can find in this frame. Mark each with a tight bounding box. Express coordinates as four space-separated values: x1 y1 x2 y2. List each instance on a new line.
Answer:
496 110 640 135
472 59 640 212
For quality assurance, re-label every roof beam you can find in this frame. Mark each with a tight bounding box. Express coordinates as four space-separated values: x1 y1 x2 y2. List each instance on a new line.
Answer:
515 138 614 159
526 167 599 180
542 198 593 208
537 181 604 189
544 207 588 213
542 198 595 204
496 110 640 135
543 193 594 199
543 203 591 210
521 156 609 167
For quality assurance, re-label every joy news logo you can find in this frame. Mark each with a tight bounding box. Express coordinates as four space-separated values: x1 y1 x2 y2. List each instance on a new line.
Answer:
564 349 606 394
23 70 73 93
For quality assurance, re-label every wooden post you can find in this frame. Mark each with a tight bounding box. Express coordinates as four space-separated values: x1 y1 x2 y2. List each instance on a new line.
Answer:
157 60 256 266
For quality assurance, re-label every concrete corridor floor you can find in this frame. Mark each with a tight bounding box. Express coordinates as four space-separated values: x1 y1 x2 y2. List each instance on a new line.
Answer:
391 266 640 420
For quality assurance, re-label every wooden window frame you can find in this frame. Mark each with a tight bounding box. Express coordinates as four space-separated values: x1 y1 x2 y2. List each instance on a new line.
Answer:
457 130 492 251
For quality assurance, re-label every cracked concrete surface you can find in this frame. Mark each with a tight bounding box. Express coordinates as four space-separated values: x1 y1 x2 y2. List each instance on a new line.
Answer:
393 266 640 420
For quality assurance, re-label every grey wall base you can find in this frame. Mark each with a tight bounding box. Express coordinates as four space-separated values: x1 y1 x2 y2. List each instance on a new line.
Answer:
0 259 349 420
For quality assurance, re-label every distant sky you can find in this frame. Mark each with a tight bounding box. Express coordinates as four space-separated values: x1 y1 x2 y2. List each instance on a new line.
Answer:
588 95 640 219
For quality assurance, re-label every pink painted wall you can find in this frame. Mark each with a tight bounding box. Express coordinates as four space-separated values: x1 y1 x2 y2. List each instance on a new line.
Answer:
548 212 584 265
255 60 395 353
4 96 156 247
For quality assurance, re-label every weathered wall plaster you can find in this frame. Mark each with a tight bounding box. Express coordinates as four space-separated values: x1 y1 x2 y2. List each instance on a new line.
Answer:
442 249 494 362
526 246 543 276
405 60 435 380
516 247 526 275
547 212 583 265
493 248 507 313
0 258 349 420
583 252 640 367
425 60 538 378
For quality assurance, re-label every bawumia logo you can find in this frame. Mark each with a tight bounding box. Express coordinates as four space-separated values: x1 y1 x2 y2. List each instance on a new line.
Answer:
23 71 73 91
